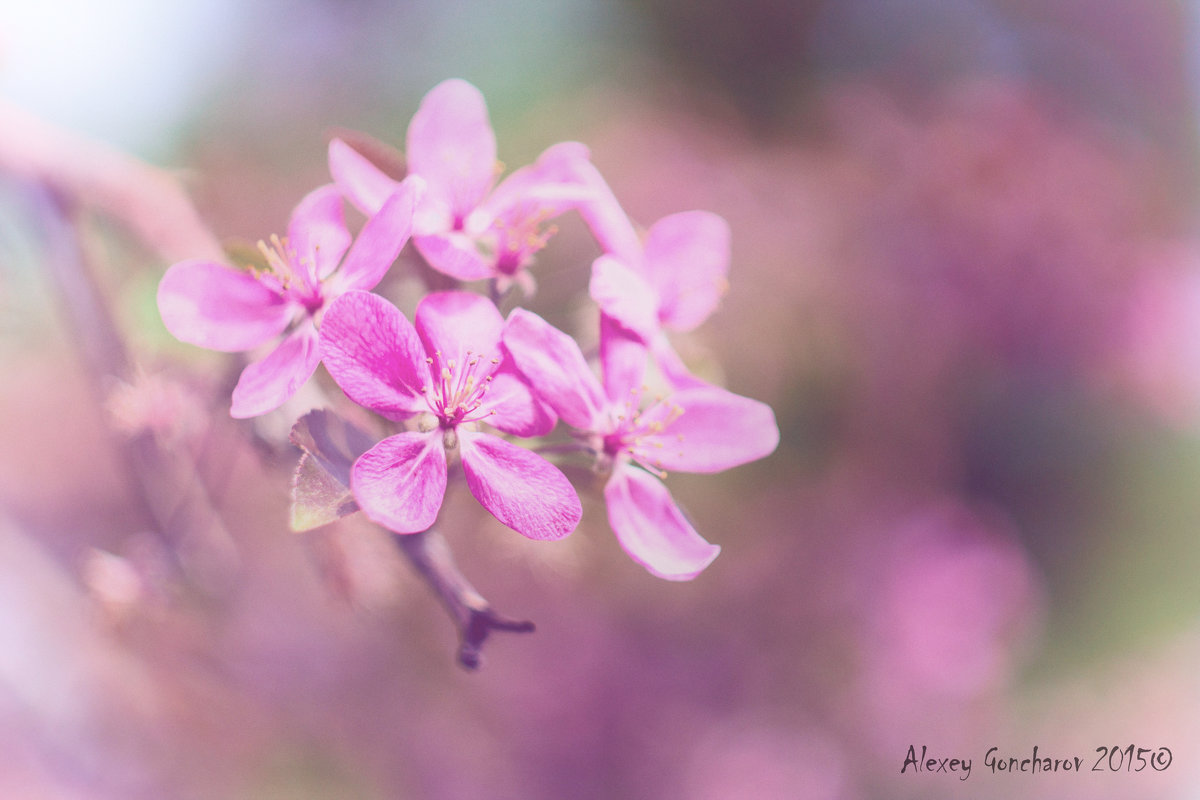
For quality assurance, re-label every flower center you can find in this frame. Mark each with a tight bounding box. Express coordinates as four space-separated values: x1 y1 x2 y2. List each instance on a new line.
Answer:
425 349 500 427
255 234 323 311
491 206 557 275
599 388 685 477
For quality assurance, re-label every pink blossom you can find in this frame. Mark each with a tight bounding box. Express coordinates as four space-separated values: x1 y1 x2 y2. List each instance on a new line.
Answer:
329 78 596 294
157 178 422 418
318 289 580 540
502 309 778 579
579 181 732 387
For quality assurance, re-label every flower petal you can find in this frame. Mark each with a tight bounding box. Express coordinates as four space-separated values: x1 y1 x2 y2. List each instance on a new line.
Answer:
406 79 497 223
328 137 402 216
230 322 321 418
352 431 447 533
571 159 642 266
590 255 660 341
414 290 504 371
332 175 424 294
604 466 719 580
157 259 292 352
459 431 581 540
288 184 352 282
650 331 708 390
413 233 495 281
633 386 780 474
502 308 606 430
599 313 649 404
477 141 596 222
479 358 557 437
319 291 430 420
641 211 730 332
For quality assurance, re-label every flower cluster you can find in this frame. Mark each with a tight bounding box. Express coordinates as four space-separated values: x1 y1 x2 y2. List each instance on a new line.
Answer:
157 78 779 580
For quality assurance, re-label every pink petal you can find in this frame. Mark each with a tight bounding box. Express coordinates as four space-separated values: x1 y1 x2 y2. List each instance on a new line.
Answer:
406 79 497 223
414 290 504 371
413 233 495 281
589 255 660 341
641 211 730 332
332 175 424 294
571 159 642 266
229 322 321 418
651 331 709 390
479 358 557 437
604 466 719 580
502 308 606 430
328 137 402 215
157 259 292 352
319 291 430 420
352 431 447 533
459 431 581 540
477 141 596 222
599 313 649 404
632 386 779 474
288 184 352 282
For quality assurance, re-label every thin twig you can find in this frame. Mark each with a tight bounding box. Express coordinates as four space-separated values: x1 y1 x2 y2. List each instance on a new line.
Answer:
394 528 534 669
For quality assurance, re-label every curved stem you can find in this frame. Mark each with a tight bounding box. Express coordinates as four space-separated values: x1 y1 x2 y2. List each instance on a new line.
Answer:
393 528 534 669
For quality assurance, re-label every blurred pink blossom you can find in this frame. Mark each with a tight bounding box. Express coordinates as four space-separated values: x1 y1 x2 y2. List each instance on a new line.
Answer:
853 501 1044 755
1111 241 1200 427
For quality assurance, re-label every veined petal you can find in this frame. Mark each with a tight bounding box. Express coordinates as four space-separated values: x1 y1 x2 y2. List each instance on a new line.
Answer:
480 358 557 437
415 290 504 370
459 431 581 541
288 184 352 282
333 175 424 294
642 211 730 332
406 79 497 222
319 291 429 420
158 259 292 352
502 308 606 430
328 137 402 216
604 466 719 581
633 386 780 474
352 431 447 533
590 255 660 342
599 314 649 404
229 322 321 418
413 233 495 281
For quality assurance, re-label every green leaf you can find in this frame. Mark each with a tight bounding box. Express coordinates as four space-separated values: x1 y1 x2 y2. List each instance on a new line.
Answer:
289 410 377 532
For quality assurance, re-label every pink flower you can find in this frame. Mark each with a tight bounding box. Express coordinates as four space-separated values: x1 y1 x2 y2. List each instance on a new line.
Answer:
502 309 779 579
581 189 732 387
157 178 422 418
329 78 596 294
318 289 581 540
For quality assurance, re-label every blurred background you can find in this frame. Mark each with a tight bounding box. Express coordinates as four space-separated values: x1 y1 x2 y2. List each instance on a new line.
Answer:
3 0 1200 797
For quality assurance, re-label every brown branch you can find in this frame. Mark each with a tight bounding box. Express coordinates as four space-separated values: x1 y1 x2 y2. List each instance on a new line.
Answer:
394 528 534 669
